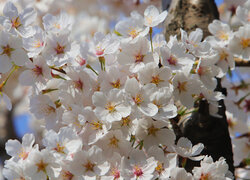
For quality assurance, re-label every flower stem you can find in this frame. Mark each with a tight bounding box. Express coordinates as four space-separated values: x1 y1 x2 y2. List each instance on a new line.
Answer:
0 65 19 91
149 27 154 52
86 64 99 75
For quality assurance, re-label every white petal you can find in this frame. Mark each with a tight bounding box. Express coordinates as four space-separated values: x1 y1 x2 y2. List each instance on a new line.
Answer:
0 55 12 73
12 49 29 66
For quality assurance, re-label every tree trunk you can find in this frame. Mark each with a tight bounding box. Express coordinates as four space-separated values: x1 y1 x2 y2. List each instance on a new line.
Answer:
162 0 234 174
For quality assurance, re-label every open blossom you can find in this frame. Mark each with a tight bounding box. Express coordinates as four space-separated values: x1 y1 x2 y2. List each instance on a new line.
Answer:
135 117 176 150
147 146 178 179
196 56 219 90
173 71 201 108
42 127 82 158
91 32 120 58
115 11 149 41
121 149 157 180
125 77 158 117
151 87 177 121
181 28 210 56
22 26 46 58
138 62 172 88
228 24 250 60
0 31 29 73
92 89 131 123
5 134 38 161
174 137 204 161
96 129 132 158
19 56 51 86
118 37 156 73
43 31 80 66
24 149 61 179
43 10 73 33
192 156 233 180
0 1 37 37
207 20 233 44
160 43 194 72
236 0 250 25
68 145 110 179
144 5 168 27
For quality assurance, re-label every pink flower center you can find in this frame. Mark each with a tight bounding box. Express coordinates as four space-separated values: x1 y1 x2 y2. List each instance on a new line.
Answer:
55 43 65 54
133 166 143 177
32 65 43 76
96 49 104 56
111 168 120 179
74 79 83 90
167 55 177 65
76 56 86 66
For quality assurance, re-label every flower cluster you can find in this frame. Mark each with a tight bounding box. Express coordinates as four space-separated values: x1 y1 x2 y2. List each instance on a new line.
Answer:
0 0 249 179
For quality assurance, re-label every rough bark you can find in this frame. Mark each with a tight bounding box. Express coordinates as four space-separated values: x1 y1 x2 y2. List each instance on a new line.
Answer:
162 0 234 174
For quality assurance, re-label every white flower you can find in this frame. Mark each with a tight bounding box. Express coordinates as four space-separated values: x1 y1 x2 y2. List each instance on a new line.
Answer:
92 89 131 123
0 31 29 73
196 56 219 90
151 87 177 121
0 1 36 37
138 62 172 88
3 160 26 180
81 106 110 144
181 28 210 56
24 149 61 179
135 117 176 150
144 5 168 27
22 26 46 58
42 127 82 158
99 66 127 91
69 145 110 179
96 129 132 158
207 20 233 44
115 11 149 40
118 37 156 73
147 146 178 179
236 0 250 25
160 43 194 72
101 152 123 180
192 156 232 180
43 10 73 33
91 32 119 57
121 149 157 180
174 137 204 161
29 94 58 128
125 77 158 117
228 24 250 60
19 56 51 86
5 133 38 161
213 45 235 78
43 31 80 66
63 67 93 94
173 71 201 108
